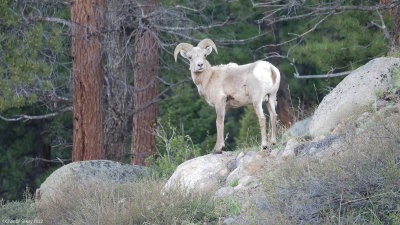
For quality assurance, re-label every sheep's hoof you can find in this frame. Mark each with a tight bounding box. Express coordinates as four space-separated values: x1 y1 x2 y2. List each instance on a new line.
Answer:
213 149 223 154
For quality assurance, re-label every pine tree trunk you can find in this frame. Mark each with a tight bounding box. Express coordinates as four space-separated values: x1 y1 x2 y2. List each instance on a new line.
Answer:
102 0 129 161
71 0 105 161
380 0 400 50
131 0 159 166
264 7 295 127
392 5 400 49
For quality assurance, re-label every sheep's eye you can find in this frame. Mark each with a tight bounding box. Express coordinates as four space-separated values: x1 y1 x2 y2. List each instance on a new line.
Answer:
188 56 192 60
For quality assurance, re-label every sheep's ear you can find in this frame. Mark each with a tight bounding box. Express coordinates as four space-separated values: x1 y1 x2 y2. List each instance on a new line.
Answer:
180 50 189 60
205 46 213 56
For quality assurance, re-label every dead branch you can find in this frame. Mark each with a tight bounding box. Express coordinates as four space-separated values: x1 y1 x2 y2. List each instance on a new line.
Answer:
24 157 71 165
254 0 400 25
0 106 72 122
294 70 353 79
33 16 72 27
132 77 192 115
371 10 395 50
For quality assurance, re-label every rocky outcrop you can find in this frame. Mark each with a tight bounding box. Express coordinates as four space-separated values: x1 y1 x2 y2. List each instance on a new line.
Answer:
282 117 312 140
164 151 264 194
309 57 400 137
225 151 263 186
162 58 400 225
163 152 235 193
35 160 147 205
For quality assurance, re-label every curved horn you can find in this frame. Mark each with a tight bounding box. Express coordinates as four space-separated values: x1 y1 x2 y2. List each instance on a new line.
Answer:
197 39 218 54
174 43 194 62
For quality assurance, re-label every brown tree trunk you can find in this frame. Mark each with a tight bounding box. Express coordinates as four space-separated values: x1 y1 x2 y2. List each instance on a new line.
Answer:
391 4 400 48
380 0 400 50
38 141 51 170
131 0 159 166
102 0 129 161
264 7 295 127
71 0 105 161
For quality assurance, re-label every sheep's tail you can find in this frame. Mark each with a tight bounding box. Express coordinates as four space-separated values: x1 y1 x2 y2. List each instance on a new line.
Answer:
270 65 280 86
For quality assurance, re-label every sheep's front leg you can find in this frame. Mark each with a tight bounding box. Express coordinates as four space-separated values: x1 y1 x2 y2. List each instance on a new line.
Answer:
214 104 226 154
253 102 268 150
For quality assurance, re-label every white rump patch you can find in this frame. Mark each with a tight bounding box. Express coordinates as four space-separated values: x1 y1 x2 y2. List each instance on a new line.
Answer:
253 61 269 82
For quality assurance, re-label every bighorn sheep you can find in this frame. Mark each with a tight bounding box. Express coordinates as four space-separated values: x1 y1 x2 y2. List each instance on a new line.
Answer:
174 39 280 154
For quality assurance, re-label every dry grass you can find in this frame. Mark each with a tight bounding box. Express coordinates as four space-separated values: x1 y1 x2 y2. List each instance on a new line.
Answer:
0 190 36 223
260 112 400 224
36 178 219 225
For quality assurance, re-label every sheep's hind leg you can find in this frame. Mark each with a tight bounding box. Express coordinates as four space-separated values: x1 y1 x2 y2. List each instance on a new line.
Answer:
266 94 278 145
253 102 268 150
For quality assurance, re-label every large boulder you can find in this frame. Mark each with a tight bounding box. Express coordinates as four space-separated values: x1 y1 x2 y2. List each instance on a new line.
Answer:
164 151 267 195
309 57 400 137
282 117 312 140
225 151 263 185
164 152 235 193
35 160 147 205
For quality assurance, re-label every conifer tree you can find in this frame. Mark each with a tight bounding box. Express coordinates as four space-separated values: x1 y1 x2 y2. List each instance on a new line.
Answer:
70 0 105 161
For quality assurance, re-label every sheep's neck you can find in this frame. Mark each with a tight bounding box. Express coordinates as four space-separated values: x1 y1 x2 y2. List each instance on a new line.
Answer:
191 61 212 86
191 61 214 104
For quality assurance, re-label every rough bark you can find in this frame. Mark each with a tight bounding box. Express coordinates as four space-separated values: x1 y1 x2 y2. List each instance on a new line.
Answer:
264 7 295 128
380 0 400 50
102 0 130 162
71 0 105 161
131 0 159 166
392 4 400 48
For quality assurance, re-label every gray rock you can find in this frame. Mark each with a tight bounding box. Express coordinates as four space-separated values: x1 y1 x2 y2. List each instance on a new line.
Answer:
378 104 400 118
227 159 238 172
35 160 147 205
270 148 280 158
281 138 299 158
215 186 235 198
309 57 400 137
223 217 236 225
282 117 312 140
163 152 235 193
251 196 270 211
226 168 248 186
234 175 258 190
237 151 263 174
226 151 263 185
297 134 342 157
373 99 387 111
223 217 246 225
236 151 245 160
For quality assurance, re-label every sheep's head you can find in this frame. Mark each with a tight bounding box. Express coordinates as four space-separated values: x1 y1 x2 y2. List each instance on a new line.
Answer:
174 39 218 73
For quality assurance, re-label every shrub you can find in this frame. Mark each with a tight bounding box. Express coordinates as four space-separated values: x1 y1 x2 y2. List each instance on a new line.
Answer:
0 190 37 222
147 121 202 178
231 178 239 187
236 106 261 148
